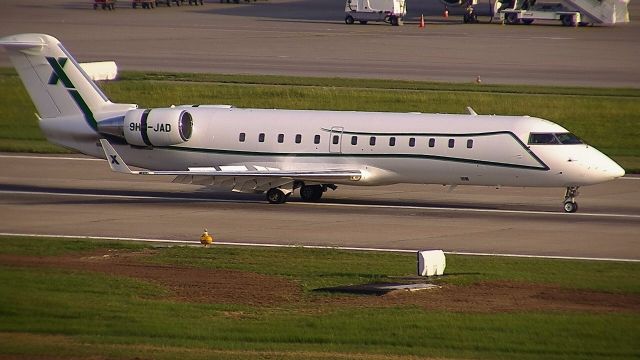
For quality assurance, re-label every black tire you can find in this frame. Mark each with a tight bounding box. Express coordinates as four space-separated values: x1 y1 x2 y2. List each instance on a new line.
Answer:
94 3 98 9
522 19 534 25
345 15 355 24
561 15 574 26
506 12 520 24
390 15 399 26
300 185 324 202
563 201 578 213
132 2 137 8
359 20 368 24
266 188 288 204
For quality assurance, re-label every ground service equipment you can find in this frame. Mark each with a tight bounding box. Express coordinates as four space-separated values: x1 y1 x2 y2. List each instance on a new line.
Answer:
344 0 407 25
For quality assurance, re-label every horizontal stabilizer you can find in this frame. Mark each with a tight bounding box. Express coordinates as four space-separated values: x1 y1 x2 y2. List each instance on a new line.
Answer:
99 139 135 174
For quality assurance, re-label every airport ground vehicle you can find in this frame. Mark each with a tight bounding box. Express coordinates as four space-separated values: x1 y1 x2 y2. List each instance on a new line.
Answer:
93 0 116 9
344 0 407 25
492 0 629 26
441 0 628 26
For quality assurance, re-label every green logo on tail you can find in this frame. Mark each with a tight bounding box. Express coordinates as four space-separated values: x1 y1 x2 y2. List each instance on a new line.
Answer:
45 56 98 131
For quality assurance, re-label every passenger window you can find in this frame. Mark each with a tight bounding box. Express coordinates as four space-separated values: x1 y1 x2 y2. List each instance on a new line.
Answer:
389 137 396 146
467 139 473 149
295 134 302 144
409 138 416 147
370 136 376 146
314 135 321 144
278 134 284 143
448 139 455 148
428 138 435 148
239 133 246 142
351 136 358 145
332 135 339 145
258 133 265 143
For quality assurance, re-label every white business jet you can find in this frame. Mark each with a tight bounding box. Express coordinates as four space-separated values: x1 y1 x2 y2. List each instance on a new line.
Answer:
0 33 625 212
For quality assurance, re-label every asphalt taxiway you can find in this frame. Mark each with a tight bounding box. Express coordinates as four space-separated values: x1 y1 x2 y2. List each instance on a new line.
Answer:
0 0 639 87
0 154 638 260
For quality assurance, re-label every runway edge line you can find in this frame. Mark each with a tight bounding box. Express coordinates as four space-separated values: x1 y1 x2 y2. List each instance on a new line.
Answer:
1 232 638 263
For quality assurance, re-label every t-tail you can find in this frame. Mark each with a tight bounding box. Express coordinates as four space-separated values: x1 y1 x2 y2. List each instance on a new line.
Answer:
0 33 136 156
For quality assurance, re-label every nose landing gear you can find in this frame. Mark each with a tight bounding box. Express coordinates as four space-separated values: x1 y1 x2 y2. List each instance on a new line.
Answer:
563 186 580 213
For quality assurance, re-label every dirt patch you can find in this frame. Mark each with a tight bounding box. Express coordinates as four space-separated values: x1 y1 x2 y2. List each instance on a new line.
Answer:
0 250 301 307
1 251 639 313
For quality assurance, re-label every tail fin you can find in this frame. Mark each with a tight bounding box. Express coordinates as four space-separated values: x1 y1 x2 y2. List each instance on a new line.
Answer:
0 33 112 130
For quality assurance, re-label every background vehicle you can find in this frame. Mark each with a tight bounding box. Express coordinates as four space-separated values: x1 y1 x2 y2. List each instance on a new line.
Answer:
344 0 407 26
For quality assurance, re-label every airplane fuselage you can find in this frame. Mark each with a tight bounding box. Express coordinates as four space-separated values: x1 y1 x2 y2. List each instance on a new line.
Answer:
43 106 623 189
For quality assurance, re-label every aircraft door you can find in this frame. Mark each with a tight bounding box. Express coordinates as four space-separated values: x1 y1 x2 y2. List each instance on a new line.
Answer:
329 126 344 153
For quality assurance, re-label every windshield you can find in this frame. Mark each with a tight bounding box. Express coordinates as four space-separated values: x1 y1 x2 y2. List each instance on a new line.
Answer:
528 132 584 145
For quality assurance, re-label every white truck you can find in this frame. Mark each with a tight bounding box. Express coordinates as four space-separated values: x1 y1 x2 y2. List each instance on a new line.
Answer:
492 0 630 26
344 0 407 26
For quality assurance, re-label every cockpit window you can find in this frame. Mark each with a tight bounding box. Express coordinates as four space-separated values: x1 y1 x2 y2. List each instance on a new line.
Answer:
528 132 584 145
555 132 584 144
528 133 559 144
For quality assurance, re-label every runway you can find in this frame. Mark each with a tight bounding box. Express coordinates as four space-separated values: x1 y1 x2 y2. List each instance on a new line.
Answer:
0 0 639 87
1 154 638 260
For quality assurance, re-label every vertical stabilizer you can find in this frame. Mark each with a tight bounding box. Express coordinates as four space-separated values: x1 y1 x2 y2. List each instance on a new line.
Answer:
0 33 113 130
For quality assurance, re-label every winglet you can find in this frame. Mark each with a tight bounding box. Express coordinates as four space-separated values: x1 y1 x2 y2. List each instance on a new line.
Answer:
99 139 135 174
466 106 478 116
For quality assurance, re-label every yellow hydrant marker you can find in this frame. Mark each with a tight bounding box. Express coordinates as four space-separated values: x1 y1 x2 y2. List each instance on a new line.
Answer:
200 229 213 247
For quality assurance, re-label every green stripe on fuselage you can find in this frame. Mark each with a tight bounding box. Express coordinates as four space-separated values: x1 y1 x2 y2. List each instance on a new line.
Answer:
157 146 549 171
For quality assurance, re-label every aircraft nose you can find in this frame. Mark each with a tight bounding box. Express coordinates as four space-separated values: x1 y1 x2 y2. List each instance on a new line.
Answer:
607 160 626 179
593 154 625 181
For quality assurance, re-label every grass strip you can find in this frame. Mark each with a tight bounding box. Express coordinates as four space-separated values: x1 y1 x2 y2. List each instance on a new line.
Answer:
2 236 639 293
0 236 638 359
0 266 638 360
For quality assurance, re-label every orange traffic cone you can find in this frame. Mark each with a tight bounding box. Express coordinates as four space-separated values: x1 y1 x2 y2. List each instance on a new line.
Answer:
443 7 449 18
419 14 425 28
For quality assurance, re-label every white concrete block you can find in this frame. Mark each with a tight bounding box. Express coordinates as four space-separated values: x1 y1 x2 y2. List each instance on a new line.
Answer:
417 250 446 276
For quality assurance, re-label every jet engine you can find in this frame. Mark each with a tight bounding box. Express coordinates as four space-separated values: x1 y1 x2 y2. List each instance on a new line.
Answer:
98 108 193 147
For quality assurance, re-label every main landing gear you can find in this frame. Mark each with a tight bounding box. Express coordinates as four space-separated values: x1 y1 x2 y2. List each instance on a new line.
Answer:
265 184 336 204
563 186 580 213
266 188 290 204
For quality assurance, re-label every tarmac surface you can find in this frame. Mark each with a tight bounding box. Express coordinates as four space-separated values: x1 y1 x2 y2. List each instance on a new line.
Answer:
0 0 639 87
1 154 638 260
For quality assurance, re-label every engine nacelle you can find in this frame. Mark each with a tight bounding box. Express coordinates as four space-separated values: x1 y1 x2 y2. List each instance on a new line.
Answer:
123 108 193 147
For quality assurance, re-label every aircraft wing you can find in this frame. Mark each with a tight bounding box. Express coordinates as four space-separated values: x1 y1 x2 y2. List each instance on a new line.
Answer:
100 139 362 191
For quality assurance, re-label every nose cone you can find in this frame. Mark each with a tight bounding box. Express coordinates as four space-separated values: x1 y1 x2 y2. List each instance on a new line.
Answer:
607 160 626 179
586 148 625 182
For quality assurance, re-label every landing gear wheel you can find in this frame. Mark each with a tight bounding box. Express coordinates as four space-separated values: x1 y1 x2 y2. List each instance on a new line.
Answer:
345 15 355 24
563 201 578 213
561 15 575 26
563 186 580 213
300 185 324 202
390 15 399 26
266 188 289 204
506 12 520 24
